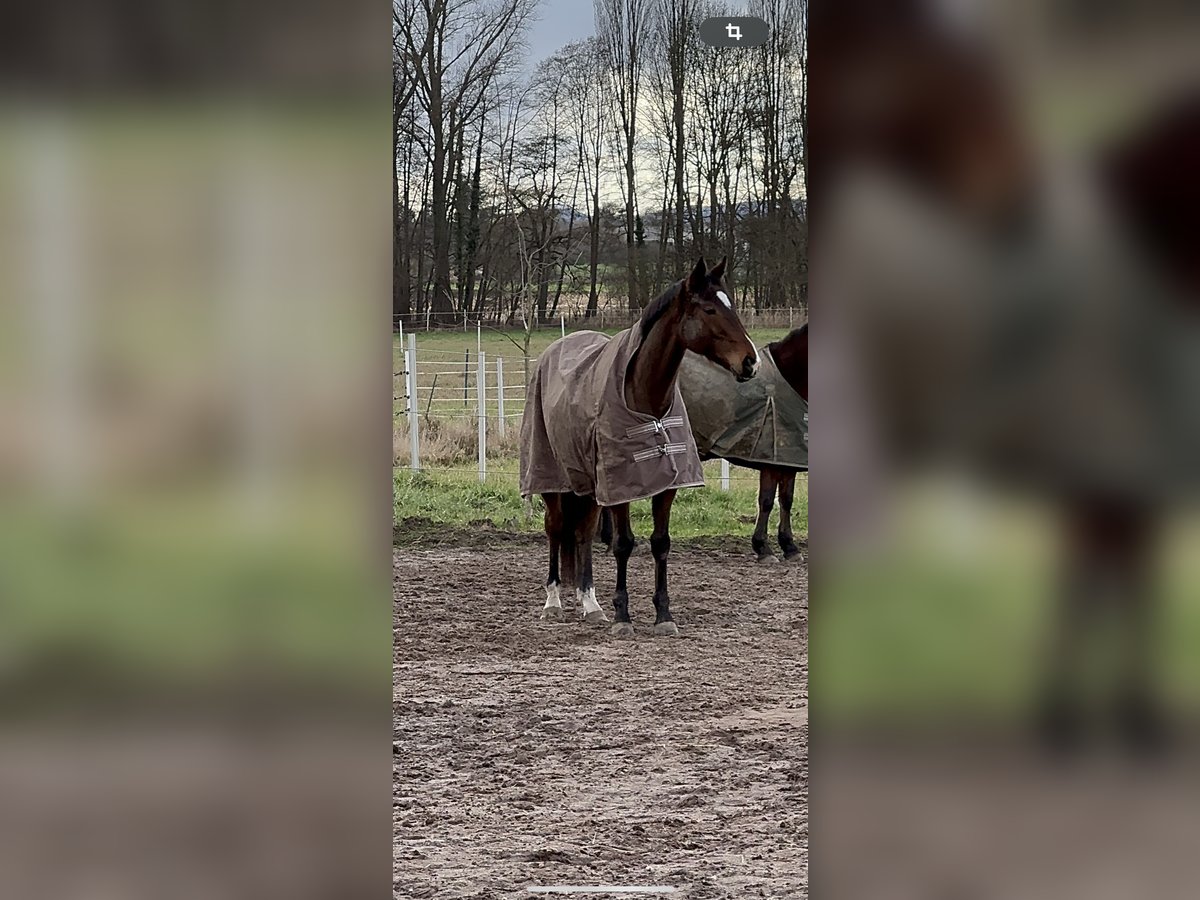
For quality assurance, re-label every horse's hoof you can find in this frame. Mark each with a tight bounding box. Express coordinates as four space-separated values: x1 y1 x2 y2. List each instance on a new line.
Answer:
654 621 679 637
540 607 564 622
584 610 609 625
756 554 779 565
783 549 803 562
610 622 635 638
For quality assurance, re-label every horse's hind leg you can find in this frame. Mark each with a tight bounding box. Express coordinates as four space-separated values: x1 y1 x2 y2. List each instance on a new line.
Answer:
540 494 565 621
753 471 779 562
609 503 635 637
777 471 803 560
572 497 608 625
650 489 679 636
559 496 579 590
599 507 613 550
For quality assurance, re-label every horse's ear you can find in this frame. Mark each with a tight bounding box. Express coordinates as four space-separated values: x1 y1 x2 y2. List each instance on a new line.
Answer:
688 257 708 293
709 256 727 281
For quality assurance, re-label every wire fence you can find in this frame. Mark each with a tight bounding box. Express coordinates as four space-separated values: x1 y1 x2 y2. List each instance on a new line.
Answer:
392 305 805 335
394 334 767 489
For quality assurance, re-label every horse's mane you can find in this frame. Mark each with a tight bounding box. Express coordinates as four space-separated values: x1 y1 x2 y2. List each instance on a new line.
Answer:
639 279 684 337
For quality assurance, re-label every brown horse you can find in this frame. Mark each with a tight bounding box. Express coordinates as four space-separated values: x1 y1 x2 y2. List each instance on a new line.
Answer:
520 257 758 637
750 324 809 562
814 0 1199 750
603 323 809 561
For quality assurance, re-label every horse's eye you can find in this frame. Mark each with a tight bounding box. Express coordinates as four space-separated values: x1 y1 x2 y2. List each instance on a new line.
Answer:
703 306 718 315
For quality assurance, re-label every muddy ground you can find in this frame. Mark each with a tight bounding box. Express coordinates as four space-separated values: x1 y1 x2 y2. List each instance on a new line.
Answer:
393 530 808 899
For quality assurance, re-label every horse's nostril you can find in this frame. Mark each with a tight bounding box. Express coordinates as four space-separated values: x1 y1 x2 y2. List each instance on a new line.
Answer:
742 355 757 376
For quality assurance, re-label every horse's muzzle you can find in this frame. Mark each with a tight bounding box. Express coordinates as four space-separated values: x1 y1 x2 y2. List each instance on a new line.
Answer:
737 354 759 382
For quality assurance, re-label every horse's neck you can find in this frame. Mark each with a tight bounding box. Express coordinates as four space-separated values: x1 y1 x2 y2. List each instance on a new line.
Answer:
625 313 685 418
771 340 808 401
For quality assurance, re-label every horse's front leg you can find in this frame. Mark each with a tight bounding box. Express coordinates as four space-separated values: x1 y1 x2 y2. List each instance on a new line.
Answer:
752 471 778 562
609 503 635 637
650 489 679 636
573 497 608 625
777 470 803 560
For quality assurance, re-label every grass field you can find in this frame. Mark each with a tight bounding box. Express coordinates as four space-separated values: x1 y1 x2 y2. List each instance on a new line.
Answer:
394 462 807 541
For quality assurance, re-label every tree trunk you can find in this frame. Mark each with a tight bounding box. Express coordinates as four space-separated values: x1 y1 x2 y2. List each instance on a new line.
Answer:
587 181 600 317
535 233 549 323
624 188 637 311
430 119 454 322
462 122 484 315
655 191 669 288
709 176 719 260
393 100 409 330
671 3 687 268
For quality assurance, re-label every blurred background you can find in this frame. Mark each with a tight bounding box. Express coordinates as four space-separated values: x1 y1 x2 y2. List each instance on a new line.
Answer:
812 0 1200 897
0 0 388 897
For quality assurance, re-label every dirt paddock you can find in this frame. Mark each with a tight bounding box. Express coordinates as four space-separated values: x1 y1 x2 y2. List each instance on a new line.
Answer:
393 530 808 899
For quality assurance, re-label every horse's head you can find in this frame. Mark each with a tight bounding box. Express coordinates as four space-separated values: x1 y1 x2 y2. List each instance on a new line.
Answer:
678 256 759 382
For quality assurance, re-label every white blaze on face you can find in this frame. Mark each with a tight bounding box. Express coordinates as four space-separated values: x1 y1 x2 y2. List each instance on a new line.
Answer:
750 339 761 375
716 290 732 309
577 586 602 617
544 582 562 610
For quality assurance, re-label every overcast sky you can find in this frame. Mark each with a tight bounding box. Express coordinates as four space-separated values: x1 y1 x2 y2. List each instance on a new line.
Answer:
520 0 758 72
522 0 596 71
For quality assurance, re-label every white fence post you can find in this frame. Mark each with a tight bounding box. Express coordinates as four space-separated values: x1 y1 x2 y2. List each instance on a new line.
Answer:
477 350 487 482
720 458 730 491
496 356 506 437
561 315 565 339
406 333 420 471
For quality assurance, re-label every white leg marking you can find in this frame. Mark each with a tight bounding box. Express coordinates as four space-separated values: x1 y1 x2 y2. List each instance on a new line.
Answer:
578 587 602 616
543 582 562 610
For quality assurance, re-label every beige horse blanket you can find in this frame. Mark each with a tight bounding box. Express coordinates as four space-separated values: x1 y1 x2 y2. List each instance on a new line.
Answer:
519 328 705 506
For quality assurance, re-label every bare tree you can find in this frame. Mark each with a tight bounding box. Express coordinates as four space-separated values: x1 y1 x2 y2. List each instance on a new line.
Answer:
652 0 695 271
747 0 807 309
392 0 807 327
393 18 418 328
595 0 651 310
394 0 533 323
560 39 609 317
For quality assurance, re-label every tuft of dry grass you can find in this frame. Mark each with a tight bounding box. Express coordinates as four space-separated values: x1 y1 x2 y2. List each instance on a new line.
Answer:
394 417 520 467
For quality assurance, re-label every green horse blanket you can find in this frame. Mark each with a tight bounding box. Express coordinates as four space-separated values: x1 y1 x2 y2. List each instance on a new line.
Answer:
678 346 808 471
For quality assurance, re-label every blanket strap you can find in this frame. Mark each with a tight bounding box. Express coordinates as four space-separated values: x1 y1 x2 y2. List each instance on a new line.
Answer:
625 415 685 439
632 442 690 462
